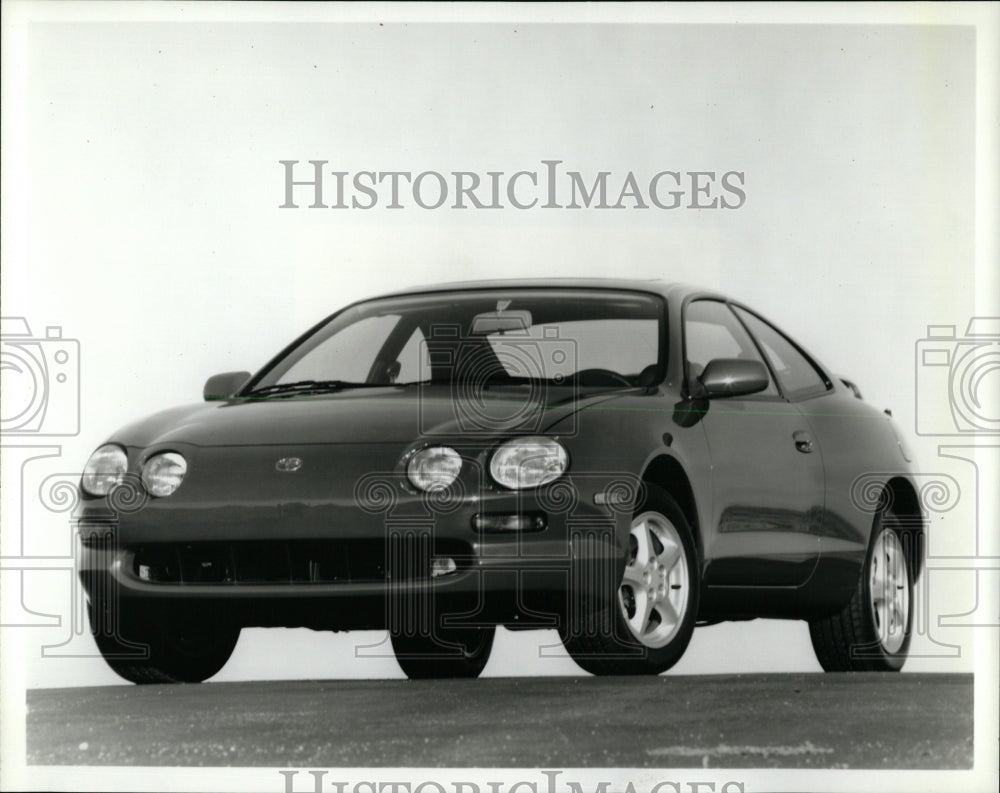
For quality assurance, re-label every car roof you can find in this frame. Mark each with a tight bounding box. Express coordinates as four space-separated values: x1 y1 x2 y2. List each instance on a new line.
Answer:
370 277 724 303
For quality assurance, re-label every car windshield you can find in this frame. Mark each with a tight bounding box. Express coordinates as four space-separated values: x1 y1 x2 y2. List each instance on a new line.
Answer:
248 289 664 394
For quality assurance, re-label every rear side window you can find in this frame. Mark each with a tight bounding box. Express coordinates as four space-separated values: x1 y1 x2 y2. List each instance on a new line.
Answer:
684 300 777 397
733 307 830 400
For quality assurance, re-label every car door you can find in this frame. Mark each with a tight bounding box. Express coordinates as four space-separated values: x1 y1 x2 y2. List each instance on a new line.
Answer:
685 299 824 586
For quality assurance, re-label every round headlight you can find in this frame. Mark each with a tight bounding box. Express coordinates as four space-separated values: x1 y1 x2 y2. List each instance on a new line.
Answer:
141 452 188 497
407 446 462 491
81 444 128 496
490 437 568 489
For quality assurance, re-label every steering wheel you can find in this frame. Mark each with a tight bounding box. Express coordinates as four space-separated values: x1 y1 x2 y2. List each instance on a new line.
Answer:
569 368 632 387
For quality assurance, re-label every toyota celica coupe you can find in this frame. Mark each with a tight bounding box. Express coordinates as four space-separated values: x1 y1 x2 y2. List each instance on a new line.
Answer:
77 279 924 682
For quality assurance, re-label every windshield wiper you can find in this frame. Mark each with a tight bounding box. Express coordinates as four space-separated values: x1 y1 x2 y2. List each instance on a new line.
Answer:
247 379 371 398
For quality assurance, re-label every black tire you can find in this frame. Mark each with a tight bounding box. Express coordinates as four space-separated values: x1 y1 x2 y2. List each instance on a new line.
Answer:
562 484 699 675
391 624 496 679
89 601 240 684
809 507 914 672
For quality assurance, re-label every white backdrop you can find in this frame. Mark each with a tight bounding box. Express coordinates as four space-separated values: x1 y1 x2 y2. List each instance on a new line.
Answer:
1 4 996 700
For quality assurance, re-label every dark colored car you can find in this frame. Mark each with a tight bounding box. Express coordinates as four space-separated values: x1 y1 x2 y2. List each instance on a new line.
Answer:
78 279 924 683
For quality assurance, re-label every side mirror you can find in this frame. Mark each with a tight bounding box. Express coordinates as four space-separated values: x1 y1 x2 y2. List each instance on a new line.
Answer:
699 358 769 398
204 371 251 401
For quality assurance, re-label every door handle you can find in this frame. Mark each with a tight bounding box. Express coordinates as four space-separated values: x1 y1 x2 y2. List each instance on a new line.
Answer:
793 431 814 453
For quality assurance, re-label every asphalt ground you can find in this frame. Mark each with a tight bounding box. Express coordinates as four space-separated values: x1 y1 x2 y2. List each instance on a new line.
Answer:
26 673 972 768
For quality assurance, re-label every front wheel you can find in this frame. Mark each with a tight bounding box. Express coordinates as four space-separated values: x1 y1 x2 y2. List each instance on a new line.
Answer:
391 624 496 679
562 485 699 675
89 602 240 684
809 508 914 671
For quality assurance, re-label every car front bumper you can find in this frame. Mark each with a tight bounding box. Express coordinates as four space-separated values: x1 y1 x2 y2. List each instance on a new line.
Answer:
77 477 633 632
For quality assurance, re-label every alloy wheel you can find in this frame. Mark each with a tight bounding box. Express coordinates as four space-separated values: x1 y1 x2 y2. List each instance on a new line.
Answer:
618 510 690 648
869 528 910 655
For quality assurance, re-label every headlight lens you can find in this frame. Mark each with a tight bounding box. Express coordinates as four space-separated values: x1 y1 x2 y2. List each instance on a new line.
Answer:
490 437 568 489
407 446 462 491
141 452 188 497
81 444 128 496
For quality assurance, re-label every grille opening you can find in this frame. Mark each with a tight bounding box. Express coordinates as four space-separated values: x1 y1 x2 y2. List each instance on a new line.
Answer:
130 538 470 585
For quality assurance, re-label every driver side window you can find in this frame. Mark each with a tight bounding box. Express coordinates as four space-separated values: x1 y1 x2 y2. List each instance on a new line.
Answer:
278 314 400 384
395 327 432 383
732 306 830 400
684 300 778 397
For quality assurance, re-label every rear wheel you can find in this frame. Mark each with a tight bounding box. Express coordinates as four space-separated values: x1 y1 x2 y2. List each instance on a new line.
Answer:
391 624 496 679
563 485 699 675
89 602 240 684
809 508 913 671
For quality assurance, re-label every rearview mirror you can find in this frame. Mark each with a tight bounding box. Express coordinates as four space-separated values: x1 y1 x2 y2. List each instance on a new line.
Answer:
471 309 532 335
204 371 251 401
699 358 769 398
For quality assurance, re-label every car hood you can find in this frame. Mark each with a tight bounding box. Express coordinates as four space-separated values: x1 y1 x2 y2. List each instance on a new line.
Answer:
110 386 626 448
